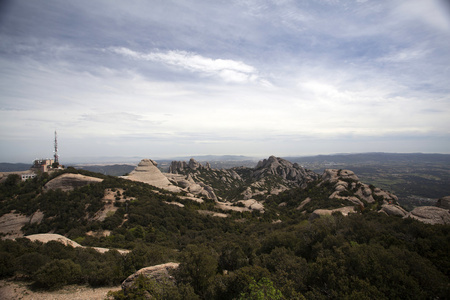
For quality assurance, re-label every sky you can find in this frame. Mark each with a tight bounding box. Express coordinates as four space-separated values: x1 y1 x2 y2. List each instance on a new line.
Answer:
1 0 449 163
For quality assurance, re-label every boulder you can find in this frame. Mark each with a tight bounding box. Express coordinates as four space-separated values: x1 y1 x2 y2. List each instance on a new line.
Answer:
310 206 356 219
321 169 359 183
436 196 450 209
379 204 408 217
121 263 180 295
405 206 450 225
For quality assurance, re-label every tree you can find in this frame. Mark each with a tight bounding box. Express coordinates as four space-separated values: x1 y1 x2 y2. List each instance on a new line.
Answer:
239 277 284 300
175 244 218 297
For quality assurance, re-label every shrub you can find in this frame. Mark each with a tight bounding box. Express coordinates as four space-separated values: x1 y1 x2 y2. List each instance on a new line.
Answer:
34 259 82 289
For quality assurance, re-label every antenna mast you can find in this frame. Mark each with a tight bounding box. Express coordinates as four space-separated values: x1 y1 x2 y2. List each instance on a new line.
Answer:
54 130 59 164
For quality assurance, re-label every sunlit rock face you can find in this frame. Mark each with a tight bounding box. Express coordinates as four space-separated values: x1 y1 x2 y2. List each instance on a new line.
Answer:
125 159 181 193
44 173 103 192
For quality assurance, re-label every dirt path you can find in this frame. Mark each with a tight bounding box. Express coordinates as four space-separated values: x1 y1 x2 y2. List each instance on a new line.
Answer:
0 280 121 300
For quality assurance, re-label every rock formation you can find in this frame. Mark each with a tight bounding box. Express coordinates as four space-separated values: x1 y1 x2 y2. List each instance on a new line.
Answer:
24 233 130 254
436 196 450 209
44 173 103 192
0 211 43 238
253 156 318 188
310 206 356 219
121 263 180 296
167 158 224 201
405 206 450 225
125 159 181 193
379 204 408 217
320 169 398 207
168 158 210 173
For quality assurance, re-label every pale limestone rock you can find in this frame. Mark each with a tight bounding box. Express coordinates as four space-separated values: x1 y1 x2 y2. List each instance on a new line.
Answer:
296 197 311 210
125 159 181 193
254 156 318 187
188 158 201 170
405 206 450 225
44 173 103 192
321 169 359 183
311 206 356 219
24 233 130 254
379 204 408 217
121 263 180 295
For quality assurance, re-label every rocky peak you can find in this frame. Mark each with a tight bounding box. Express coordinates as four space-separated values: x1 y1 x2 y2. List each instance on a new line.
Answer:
168 158 211 174
319 168 399 208
188 158 201 170
253 156 318 187
125 159 181 193
136 159 158 168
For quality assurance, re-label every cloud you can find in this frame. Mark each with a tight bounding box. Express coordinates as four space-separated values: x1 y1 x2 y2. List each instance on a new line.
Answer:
393 0 450 32
109 47 266 84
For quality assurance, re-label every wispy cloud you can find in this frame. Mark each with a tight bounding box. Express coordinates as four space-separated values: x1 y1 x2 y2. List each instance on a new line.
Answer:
109 47 267 84
0 0 449 161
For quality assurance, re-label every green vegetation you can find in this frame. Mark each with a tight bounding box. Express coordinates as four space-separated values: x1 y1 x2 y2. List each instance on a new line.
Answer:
0 168 449 299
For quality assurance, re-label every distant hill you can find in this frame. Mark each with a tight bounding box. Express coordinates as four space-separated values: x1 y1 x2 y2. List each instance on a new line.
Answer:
285 152 450 165
0 163 31 172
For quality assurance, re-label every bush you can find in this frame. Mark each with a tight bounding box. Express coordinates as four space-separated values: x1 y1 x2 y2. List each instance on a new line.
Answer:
34 259 82 289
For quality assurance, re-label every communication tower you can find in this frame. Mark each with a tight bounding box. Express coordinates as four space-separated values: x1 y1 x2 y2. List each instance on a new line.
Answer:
54 130 59 164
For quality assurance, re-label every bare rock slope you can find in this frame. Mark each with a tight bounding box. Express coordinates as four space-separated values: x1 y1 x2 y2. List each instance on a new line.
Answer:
121 263 180 295
44 173 103 192
405 206 450 225
124 159 181 193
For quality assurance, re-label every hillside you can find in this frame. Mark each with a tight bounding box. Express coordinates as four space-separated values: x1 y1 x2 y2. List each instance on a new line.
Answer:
0 158 449 299
287 153 450 210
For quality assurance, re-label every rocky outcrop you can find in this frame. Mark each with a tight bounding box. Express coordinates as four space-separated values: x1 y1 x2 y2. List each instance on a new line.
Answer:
296 197 311 210
0 211 43 239
24 233 130 254
436 196 450 209
238 156 317 200
321 169 398 207
321 169 359 182
168 158 210 173
310 206 356 219
121 263 180 296
44 173 103 192
405 206 450 225
125 159 181 193
379 204 408 217
253 156 318 188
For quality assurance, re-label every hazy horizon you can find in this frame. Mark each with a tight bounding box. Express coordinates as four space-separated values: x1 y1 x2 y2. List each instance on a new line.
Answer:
2 151 450 165
1 1 449 162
